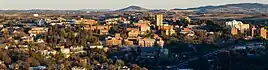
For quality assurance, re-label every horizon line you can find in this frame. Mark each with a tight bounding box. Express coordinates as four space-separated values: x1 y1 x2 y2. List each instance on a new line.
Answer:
0 2 267 10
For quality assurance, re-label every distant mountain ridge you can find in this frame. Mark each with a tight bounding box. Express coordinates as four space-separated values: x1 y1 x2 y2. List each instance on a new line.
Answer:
1 3 268 13
116 6 150 12
174 3 268 13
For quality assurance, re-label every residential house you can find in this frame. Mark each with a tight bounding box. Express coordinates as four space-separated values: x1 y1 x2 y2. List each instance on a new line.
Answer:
61 48 70 54
161 24 172 30
226 20 243 27
124 39 134 46
180 28 195 36
90 46 104 49
29 66 47 70
128 30 140 38
72 67 86 70
99 29 109 35
156 38 165 48
126 26 139 32
28 27 48 36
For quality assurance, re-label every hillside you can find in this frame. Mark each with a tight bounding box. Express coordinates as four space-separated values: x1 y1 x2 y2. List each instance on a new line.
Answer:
174 3 268 13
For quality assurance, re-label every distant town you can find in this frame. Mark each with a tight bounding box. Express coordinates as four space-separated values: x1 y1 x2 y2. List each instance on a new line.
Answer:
1 3 268 70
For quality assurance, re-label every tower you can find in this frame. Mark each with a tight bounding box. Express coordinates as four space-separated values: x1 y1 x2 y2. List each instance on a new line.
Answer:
155 14 163 26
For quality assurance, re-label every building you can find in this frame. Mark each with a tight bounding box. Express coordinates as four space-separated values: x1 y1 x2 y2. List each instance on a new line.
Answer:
234 23 249 33
99 29 109 35
128 30 140 38
250 25 257 37
75 18 97 25
72 67 86 70
231 27 238 35
106 34 123 47
185 17 191 23
180 28 195 36
226 20 243 27
156 14 163 26
260 27 267 39
28 27 48 36
138 38 156 47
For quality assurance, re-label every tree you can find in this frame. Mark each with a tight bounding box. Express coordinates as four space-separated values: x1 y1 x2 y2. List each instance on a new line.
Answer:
29 57 40 66
0 50 11 64
131 64 140 70
108 64 117 70
141 67 148 70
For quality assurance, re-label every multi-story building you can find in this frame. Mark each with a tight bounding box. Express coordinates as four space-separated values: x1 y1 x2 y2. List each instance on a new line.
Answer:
106 34 123 47
226 20 243 27
234 23 249 33
156 14 163 26
250 25 257 37
260 27 267 39
138 38 156 47
231 27 238 35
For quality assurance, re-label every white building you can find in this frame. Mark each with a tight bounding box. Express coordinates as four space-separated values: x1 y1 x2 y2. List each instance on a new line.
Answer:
225 20 243 27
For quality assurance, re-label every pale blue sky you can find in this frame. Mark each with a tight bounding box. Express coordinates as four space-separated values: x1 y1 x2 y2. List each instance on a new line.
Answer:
0 0 267 10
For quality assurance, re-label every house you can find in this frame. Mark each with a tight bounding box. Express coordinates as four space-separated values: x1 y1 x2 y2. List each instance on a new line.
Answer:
165 29 176 35
156 38 165 48
29 66 47 70
126 26 139 32
61 48 70 54
124 39 134 46
28 27 48 36
128 30 140 38
40 50 57 56
72 67 86 70
97 25 111 30
21 36 34 43
120 66 130 70
70 46 84 51
90 46 104 49
180 28 195 36
99 29 109 35
161 24 172 30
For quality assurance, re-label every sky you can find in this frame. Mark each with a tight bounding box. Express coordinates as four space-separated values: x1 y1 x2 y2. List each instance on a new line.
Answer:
0 0 267 10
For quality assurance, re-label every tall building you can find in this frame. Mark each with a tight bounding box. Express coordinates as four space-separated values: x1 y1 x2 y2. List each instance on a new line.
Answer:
250 25 256 37
156 14 163 26
260 27 267 39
